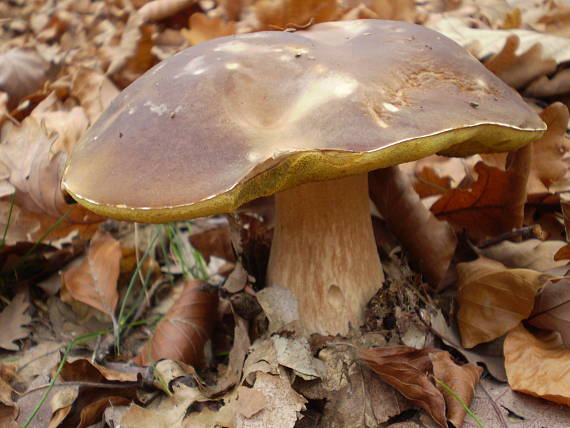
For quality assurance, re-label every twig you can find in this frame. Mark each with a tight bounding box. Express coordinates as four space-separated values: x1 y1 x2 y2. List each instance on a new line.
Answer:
477 225 543 249
22 380 139 396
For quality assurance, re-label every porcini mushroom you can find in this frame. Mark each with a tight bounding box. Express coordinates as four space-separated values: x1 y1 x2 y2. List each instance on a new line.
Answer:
63 20 545 336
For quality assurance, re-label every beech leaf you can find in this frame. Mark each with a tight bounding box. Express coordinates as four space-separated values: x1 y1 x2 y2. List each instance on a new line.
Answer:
431 351 483 428
134 279 218 366
505 324 570 406
61 231 122 318
456 257 548 348
358 346 447 428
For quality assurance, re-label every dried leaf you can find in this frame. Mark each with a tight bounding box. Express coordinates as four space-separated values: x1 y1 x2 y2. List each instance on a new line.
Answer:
235 372 306 428
528 278 570 346
504 324 570 406
0 47 49 109
358 346 447 428
484 35 557 88
0 288 31 351
526 68 570 98
430 17 570 64
0 112 103 243
519 103 570 199
61 231 122 318
57 358 140 428
182 13 237 46
134 279 218 366
71 67 120 125
255 0 337 30
137 0 194 22
431 351 483 427
456 257 548 348
370 0 416 22
479 239 567 272
429 310 507 381
189 225 235 263
432 145 530 241
370 166 457 288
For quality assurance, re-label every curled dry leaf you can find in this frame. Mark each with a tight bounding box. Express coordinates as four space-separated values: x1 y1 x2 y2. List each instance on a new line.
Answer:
456 257 548 348
134 279 218 366
358 346 447 428
484 35 557 89
182 13 237 46
0 47 49 109
504 324 570 406
528 278 570 346
0 288 31 351
431 145 531 241
61 231 122 319
431 351 483 428
369 166 457 288
255 0 337 30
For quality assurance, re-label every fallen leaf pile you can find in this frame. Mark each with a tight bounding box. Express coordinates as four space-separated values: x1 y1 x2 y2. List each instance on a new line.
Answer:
0 0 570 427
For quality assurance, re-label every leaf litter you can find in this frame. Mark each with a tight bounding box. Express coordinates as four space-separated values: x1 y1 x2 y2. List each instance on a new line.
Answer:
1 0 570 427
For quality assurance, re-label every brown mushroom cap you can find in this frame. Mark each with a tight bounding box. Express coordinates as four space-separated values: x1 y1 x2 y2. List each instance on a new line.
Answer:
63 20 545 223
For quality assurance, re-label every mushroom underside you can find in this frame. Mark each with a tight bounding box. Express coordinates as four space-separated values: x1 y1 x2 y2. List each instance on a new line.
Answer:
267 172 383 335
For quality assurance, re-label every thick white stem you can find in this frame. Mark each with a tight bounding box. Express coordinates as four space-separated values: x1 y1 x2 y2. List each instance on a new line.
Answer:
267 173 384 335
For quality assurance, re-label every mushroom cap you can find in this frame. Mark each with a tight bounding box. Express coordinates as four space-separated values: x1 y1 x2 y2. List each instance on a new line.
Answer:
63 20 545 223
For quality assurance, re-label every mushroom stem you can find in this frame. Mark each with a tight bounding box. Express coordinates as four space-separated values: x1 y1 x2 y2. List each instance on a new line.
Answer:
267 172 384 335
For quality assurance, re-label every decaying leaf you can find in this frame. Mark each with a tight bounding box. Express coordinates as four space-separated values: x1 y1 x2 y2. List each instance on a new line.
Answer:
134 279 218 366
456 257 548 348
0 288 31 351
431 351 483 428
61 231 122 319
255 0 337 30
504 324 570 406
369 166 457 288
182 13 237 46
431 145 530 241
358 346 447 428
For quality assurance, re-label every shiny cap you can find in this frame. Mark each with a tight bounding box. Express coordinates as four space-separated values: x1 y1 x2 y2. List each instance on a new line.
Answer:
63 20 545 222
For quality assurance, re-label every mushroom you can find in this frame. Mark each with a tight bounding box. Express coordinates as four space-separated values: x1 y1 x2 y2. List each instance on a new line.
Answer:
63 20 545 336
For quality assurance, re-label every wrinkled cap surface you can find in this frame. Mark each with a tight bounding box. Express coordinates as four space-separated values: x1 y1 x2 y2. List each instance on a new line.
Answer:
63 20 545 222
